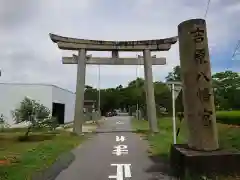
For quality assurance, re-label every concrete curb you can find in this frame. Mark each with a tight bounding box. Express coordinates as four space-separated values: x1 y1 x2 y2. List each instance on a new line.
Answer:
84 117 106 124
63 117 107 133
94 129 137 133
31 152 75 180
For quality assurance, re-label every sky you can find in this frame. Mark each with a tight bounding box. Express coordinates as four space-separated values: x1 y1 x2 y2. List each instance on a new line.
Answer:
0 0 240 92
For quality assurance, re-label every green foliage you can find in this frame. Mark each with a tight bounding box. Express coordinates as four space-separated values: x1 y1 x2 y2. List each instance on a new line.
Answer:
84 77 173 116
212 71 240 110
166 67 240 121
132 117 240 179
12 97 50 124
216 111 240 125
0 114 10 132
11 97 51 138
131 117 187 157
0 114 3 123
165 65 183 114
165 65 181 81
43 116 59 131
84 65 240 123
0 131 85 180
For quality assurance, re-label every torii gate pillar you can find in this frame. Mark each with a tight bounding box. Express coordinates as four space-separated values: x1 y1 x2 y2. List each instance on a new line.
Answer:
143 49 158 133
73 49 86 134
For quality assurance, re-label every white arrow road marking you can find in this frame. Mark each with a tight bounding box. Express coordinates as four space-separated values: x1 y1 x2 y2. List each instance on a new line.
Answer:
112 145 128 156
109 164 132 180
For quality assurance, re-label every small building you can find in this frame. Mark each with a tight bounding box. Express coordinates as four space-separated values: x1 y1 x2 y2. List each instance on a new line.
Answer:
83 100 96 112
0 83 76 125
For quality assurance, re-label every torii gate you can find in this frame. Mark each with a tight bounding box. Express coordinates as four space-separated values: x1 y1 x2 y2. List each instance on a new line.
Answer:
49 33 177 134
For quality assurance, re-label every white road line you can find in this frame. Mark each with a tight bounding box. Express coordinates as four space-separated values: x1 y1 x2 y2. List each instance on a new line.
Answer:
109 164 132 180
124 164 132 177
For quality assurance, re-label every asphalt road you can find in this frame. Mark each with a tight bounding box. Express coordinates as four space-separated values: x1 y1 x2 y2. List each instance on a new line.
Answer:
55 116 174 180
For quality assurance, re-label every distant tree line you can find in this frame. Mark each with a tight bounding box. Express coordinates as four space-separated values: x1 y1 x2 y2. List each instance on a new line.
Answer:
84 65 240 116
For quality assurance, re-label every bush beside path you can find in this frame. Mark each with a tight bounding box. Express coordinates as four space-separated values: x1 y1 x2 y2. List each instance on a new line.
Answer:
216 111 240 126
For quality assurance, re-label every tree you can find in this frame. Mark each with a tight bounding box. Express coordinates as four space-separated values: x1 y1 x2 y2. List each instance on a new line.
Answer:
84 85 98 101
212 71 240 110
81 68 240 118
82 75 179 117
165 65 181 81
0 114 10 132
44 116 59 131
128 77 145 88
165 65 184 113
12 97 52 138
154 81 172 114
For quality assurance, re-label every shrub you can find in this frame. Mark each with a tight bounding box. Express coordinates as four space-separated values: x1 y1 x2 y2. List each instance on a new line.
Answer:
174 111 240 125
11 97 52 138
0 114 10 132
43 116 59 131
216 111 240 125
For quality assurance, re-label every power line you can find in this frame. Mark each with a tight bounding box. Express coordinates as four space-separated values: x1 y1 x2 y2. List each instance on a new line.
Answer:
232 40 240 61
204 0 211 19
202 0 240 63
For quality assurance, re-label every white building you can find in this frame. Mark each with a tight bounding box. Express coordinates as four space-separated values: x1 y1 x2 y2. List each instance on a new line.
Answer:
0 83 75 126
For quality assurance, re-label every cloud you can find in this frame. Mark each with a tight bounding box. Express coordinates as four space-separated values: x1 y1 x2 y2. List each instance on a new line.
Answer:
0 0 40 30
0 0 239 92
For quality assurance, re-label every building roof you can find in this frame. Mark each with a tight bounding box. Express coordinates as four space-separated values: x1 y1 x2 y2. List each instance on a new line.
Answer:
0 82 75 94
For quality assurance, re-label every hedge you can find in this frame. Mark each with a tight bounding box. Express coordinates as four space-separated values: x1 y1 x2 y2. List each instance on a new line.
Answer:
175 111 240 125
216 111 240 125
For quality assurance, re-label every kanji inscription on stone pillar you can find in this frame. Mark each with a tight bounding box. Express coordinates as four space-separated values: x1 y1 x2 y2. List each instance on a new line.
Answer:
178 19 219 151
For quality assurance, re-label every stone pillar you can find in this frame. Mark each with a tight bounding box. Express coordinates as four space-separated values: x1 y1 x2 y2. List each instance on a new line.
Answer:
143 49 159 133
178 19 219 150
73 49 86 135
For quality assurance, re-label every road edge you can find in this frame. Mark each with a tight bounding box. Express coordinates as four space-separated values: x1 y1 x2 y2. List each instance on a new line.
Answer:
31 151 75 180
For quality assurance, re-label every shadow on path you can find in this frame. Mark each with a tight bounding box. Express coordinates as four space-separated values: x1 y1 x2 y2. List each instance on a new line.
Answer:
145 153 175 180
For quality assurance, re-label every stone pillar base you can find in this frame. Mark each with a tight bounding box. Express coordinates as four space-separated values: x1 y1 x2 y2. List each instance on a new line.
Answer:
170 144 240 178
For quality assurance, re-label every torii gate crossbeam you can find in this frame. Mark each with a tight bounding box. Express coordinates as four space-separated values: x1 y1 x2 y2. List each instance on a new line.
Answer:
62 55 167 65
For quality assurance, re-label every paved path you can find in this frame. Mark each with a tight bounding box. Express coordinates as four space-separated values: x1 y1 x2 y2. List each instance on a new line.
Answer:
55 116 174 180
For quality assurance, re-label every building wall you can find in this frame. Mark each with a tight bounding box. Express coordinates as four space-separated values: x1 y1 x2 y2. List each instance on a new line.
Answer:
0 83 52 125
52 86 75 124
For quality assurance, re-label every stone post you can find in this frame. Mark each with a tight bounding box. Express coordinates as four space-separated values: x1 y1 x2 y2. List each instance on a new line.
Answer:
73 49 86 135
143 49 159 133
178 19 219 150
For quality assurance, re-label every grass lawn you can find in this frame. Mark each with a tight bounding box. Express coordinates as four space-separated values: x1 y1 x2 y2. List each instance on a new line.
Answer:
131 117 240 179
132 117 187 157
132 117 240 155
0 128 86 180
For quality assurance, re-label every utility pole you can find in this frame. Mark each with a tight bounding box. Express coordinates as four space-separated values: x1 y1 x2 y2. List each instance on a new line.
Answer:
135 54 139 120
166 81 182 144
171 83 176 144
98 64 101 116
